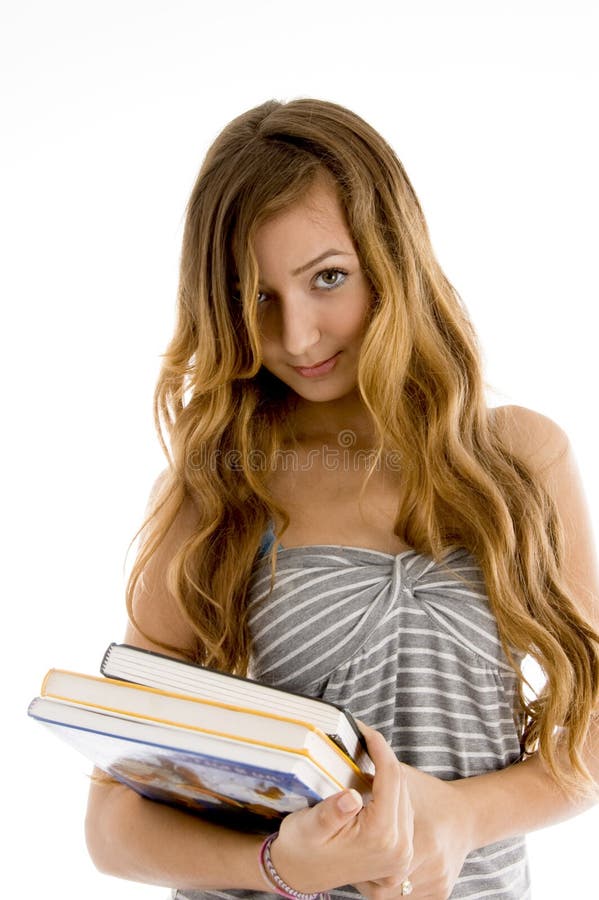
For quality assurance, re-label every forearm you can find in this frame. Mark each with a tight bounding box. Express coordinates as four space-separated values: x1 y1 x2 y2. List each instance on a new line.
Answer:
453 721 599 850
85 778 266 891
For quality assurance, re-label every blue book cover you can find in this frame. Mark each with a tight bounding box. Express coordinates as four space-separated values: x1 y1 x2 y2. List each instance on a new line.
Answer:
29 697 367 828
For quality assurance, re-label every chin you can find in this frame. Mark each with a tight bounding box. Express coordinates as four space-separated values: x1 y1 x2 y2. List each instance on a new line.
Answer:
292 380 359 402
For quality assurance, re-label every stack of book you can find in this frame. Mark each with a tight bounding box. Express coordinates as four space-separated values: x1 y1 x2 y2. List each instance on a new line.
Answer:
28 643 373 827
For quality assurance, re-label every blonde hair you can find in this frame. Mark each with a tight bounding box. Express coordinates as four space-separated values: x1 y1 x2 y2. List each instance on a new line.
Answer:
127 97 599 796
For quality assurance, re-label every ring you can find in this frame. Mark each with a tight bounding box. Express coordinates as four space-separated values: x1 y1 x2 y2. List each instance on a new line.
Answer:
400 880 413 896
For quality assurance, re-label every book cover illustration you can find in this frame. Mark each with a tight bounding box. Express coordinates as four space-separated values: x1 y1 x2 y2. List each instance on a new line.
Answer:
30 698 344 823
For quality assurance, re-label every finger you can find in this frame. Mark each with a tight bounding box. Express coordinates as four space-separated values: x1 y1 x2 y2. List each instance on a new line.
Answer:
358 723 404 826
396 762 415 864
308 787 364 840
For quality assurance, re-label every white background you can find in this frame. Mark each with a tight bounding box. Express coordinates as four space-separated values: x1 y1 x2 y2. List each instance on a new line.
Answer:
2 0 598 897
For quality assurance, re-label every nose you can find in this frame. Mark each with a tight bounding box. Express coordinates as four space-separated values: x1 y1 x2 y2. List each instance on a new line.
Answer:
267 296 321 358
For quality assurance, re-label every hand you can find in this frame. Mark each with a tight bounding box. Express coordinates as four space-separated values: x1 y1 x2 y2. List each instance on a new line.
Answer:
358 759 475 900
269 724 414 894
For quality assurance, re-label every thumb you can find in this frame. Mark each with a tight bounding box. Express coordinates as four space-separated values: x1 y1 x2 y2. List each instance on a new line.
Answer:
312 787 363 837
335 788 364 815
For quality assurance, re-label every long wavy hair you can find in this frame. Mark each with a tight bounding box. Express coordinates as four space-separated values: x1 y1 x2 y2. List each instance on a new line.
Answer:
126 97 598 796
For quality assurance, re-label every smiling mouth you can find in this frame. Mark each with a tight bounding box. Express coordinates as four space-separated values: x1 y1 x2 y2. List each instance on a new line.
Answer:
297 354 336 369
291 352 340 377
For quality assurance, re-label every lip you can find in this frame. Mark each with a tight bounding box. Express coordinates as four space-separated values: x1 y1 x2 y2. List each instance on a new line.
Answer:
292 352 340 377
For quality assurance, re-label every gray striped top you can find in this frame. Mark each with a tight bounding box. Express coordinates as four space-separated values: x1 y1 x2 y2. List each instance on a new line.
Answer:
173 532 531 900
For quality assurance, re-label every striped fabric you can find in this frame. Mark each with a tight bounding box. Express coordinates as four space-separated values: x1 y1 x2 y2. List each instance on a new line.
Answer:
173 530 531 900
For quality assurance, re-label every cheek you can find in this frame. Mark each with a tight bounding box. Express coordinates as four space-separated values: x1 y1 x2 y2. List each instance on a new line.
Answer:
343 300 372 340
256 336 279 371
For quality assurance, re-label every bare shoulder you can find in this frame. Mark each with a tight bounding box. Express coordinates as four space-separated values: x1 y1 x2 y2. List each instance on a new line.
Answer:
145 468 201 521
491 405 599 623
489 404 570 475
125 470 202 658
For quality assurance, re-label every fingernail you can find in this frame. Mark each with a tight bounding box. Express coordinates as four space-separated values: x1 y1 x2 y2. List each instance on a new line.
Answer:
337 789 363 813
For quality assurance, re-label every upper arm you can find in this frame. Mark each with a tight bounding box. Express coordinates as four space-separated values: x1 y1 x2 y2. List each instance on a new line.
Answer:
87 475 203 839
491 404 599 629
124 471 202 659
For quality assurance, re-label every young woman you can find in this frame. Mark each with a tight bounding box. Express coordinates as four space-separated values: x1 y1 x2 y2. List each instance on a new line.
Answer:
85 98 599 900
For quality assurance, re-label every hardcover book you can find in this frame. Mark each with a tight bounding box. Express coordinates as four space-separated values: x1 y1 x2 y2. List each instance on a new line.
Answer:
28 649 373 827
101 642 371 770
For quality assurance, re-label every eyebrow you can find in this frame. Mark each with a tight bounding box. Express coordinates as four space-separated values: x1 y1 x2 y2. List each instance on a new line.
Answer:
291 249 353 276
234 249 354 291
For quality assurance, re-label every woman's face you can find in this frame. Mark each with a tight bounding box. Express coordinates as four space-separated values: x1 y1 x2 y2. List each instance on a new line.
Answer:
250 176 372 406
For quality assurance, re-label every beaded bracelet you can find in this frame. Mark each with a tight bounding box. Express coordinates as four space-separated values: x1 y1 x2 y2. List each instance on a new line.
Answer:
258 832 330 900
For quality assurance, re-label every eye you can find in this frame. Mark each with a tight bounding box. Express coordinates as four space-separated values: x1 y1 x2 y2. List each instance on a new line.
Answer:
233 267 349 306
231 283 269 305
314 267 348 290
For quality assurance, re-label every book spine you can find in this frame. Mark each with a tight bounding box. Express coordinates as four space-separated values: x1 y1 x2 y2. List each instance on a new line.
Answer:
40 670 56 695
340 707 369 754
100 643 117 676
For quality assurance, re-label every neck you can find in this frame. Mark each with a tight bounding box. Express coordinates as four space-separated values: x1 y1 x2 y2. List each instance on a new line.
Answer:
287 391 378 445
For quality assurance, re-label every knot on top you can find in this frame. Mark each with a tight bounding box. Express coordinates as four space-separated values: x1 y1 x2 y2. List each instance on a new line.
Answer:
247 544 512 693
248 546 413 689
